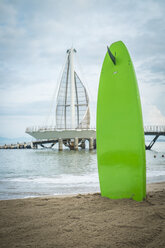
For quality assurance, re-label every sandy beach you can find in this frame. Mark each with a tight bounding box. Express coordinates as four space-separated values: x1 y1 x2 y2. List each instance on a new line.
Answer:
0 182 165 248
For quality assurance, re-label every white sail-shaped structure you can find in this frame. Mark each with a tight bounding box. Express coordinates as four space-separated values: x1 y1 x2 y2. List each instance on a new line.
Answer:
25 48 95 147
56 48 90 129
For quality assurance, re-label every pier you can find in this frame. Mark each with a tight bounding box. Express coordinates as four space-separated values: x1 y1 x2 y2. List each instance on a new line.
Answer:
31 137 96 150
1 126 164 150
0 142 32 149
27 128 96 150
26 125 164 151
0 125 164 150
144 125 165 150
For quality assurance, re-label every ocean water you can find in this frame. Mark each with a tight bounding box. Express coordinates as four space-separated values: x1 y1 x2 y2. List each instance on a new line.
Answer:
0 142 165 200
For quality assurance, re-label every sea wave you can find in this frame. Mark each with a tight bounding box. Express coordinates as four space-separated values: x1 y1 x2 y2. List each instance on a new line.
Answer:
0 173 99 185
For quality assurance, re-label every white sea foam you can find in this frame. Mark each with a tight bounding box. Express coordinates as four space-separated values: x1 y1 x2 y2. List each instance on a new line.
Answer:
1 173 99 185
147 171 165 177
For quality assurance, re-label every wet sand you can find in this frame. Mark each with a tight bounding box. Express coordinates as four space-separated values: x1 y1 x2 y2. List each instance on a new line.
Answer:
0 182 165 248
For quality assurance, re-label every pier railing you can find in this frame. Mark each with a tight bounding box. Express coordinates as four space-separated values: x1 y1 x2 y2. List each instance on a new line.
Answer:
144 125 165 135
26 125 165 134
25 126 96 133
144 125 165 133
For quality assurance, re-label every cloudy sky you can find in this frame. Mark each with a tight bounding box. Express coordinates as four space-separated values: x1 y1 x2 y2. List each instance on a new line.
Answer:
0 0 165 138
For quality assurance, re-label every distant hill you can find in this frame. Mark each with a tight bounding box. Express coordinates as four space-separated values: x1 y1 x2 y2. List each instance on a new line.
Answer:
0 136 34 145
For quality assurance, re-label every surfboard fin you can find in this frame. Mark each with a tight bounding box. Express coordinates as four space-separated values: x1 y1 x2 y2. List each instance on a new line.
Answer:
107 46 116 65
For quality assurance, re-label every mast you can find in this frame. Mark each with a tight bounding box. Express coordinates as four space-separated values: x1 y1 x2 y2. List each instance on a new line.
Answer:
70 48 76 129
56 48 90 129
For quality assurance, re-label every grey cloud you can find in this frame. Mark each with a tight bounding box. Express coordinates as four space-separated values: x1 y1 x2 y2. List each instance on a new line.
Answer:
0 100 52 116
0 0 165 137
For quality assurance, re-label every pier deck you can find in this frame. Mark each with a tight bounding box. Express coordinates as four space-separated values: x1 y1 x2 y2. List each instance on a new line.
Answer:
25 125 165 151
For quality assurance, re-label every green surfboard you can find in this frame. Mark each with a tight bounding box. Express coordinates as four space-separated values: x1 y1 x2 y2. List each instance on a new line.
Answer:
97 41 146 201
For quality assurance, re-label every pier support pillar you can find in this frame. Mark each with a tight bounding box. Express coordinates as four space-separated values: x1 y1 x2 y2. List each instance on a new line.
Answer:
81 139 85 149
145 134 160 150
58 138 63 151
89 137 94 150
69 139 74 150
74 137 78 150
93 139 96 149
32 142 37 149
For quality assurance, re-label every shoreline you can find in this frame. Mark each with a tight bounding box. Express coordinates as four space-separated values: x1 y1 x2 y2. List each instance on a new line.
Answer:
146 181 165 192
0 181 165 202
0 182 165 247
